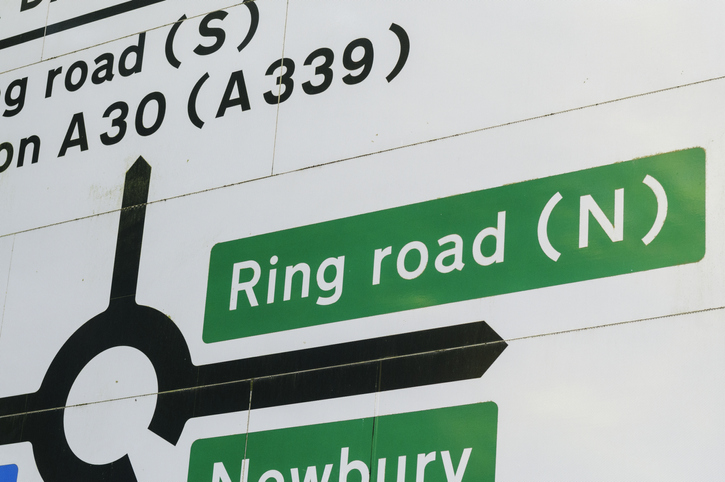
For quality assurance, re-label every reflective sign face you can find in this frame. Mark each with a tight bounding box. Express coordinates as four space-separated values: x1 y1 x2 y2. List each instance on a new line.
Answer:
204 148 705 341
189 403 499 482
1 1 724 482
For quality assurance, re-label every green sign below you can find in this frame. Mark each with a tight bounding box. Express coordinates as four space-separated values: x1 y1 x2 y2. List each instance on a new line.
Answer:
204 148 705 342
187 403 498 482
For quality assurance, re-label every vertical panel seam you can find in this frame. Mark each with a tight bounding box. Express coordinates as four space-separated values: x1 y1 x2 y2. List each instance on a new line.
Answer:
270 0 290 177
0 236 16 342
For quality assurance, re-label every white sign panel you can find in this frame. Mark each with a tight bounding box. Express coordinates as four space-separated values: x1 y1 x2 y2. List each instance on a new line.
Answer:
1 1 724 481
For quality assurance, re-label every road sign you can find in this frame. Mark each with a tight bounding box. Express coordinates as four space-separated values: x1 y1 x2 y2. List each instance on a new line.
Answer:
189 403 498 482
0 158 506 480
1 1 724 481
205 148 705 341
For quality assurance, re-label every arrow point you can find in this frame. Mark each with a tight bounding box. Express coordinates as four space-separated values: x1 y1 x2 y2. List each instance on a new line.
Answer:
122 157 152 209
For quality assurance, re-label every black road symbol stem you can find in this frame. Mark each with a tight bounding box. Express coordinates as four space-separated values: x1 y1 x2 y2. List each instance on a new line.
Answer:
0 157 507 481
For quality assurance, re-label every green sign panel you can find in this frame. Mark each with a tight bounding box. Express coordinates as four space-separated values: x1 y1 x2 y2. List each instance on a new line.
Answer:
188 402 498 482
204 148 705 342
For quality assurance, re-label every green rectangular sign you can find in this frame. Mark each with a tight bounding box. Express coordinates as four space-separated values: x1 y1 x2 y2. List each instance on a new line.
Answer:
204 148 705 342
187 402 498 482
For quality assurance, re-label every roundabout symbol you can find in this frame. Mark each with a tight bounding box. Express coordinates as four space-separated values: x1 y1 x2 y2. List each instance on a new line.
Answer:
0 158 506 481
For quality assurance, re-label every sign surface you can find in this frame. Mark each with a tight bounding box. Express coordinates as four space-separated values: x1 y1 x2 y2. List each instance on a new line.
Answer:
189 403 498 482
1 1 724 481
205 148 705 341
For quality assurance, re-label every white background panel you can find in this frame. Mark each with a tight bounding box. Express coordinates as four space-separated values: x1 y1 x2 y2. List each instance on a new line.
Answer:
41 0 258 61
0 41 43 74
0 1 288 235
0 392 250 482
133 76 725 368
4 0 725 230
0 235 16 344
0 1 45 72
0 1 724 481
0 213 116 397
273 0 725 173
375 309 725 481
1 73 724 481
0 1 47 42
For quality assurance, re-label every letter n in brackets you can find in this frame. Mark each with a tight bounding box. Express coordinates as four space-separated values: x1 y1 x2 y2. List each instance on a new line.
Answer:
579 189 624 249
537 175 668 262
